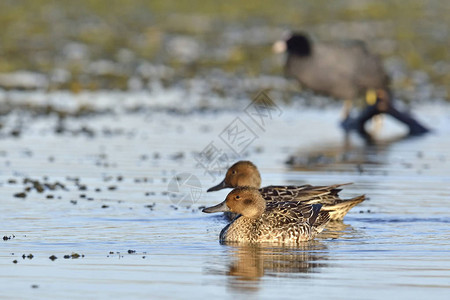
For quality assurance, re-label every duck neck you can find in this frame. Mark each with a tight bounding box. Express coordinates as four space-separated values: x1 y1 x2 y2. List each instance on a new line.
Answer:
236 173 261 189
243 198 266 219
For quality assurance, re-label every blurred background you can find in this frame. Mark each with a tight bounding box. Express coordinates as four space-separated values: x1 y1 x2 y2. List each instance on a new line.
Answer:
0 0 448 102
1 2 450 299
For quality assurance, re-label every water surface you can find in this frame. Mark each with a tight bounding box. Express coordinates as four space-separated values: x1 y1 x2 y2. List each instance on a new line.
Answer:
1 92 449 299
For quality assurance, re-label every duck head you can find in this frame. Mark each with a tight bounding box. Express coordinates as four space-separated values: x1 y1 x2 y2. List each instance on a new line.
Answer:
206 161 262 192
203 187 266 219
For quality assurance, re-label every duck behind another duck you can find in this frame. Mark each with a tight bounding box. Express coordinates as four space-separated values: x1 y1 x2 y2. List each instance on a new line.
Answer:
207 161 365 221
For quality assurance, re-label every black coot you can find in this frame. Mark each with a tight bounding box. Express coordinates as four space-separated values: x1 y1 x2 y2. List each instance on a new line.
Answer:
277 32 429 138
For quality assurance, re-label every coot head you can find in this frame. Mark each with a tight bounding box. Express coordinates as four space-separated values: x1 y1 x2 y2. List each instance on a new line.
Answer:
286 33 312 57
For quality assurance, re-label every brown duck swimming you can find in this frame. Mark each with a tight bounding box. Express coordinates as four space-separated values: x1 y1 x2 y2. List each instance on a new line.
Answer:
207 161 365 221
203 187 330 244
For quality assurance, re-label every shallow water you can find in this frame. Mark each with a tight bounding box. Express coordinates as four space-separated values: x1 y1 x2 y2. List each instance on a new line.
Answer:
1 92 450 299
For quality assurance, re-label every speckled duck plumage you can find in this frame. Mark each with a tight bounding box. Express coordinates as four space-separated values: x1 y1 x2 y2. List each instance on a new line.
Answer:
203 187 330 244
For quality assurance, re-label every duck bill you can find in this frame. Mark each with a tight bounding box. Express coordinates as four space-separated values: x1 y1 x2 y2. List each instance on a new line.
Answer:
202 200 230 213
207 180 228 192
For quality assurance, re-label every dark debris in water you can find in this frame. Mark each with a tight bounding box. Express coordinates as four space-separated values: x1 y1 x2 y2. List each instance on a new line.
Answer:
55 125 96 138
107 250 147 258
49 255 57 261
9 175 118 202
3 235 15 241
13 192 27 198
134 177 150 183
145 203 156 210
63 253 83 259
23 178 67 193
170 152 185 160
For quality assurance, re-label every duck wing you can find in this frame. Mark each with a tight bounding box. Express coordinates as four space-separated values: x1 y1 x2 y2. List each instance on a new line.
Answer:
264 201 321 226
260 184 350 205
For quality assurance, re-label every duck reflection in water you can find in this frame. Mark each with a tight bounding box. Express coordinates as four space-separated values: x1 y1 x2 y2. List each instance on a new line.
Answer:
202 221 358 292
224 242 328 291
220 223 356 291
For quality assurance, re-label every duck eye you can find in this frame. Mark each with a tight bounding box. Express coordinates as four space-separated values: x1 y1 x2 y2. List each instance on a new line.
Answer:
232 170 237 175
235 195 240 199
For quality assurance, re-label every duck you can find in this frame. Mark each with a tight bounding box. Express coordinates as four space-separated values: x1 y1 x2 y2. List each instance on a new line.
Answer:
273 32 429 138
207 160 365 221
203 187 330 244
